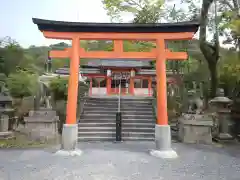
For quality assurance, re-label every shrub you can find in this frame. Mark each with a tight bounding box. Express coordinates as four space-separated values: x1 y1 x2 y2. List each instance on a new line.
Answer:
49 76 68 101
49 76 89 133
49 76 89 101
6 70 38 98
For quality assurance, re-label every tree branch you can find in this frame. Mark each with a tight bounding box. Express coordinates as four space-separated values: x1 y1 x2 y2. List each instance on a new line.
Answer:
219 0 234 10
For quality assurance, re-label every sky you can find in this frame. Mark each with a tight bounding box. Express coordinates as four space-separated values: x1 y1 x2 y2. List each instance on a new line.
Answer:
0 0 119 48
0 0 230 48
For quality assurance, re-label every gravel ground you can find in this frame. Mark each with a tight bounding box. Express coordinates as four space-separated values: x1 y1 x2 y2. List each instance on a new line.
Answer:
0 142 240 180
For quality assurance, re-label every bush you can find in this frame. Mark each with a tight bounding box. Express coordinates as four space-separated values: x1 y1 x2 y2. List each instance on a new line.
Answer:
49 77 68 101
6 70 38 98
49 76 89 134
49 76 89 101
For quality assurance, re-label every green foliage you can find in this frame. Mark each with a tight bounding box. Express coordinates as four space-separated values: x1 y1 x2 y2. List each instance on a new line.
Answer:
6 70 38 98
0 42 25 76
49 76 89 101
49 76 89 134
49 77 69 101
52 58 70 70
102 0 164 22
219 52 240 86
218 3 240 49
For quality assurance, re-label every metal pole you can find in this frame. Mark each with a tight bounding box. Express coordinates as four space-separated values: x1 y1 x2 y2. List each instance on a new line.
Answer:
116 77 122 142
118 78 121 112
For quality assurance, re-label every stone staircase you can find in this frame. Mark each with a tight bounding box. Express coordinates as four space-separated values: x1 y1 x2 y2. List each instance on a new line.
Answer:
78 97 155 141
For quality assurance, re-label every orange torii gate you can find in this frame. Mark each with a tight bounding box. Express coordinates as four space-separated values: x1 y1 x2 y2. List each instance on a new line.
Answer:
33 18 199 158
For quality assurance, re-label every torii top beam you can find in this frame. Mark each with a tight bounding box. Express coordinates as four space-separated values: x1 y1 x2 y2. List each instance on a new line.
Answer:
32 18 199 40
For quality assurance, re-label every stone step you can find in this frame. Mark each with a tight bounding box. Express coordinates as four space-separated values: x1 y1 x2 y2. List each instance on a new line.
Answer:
122 115 155 119
121 111 153 115
79 119 114 123
122 136 154 141
80 117 154 121
78 131 115 137
79 122 155 128
121 101 152 105
87 98 152 101
82 113 154 117
122 131 154 137
83 107 153 111
83 110 154 115
78 136 115 141
84 103 118 107
87 98 118 102
78 136 154 141
79 122 115 127
84 107 118 111
78 126 154 132
83 110 118 114
84 102 152 107
78 131 154 137
84 104 152 109
81 114 116 118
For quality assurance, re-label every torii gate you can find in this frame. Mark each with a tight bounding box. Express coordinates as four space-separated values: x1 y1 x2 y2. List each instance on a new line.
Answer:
33 18 199 158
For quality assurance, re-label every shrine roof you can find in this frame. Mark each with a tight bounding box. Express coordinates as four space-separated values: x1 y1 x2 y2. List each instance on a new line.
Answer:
32 18 199 33
84 59 152 68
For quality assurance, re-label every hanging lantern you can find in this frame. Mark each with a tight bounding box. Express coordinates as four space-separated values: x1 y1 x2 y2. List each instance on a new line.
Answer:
107 69 111 77
130 69 135 77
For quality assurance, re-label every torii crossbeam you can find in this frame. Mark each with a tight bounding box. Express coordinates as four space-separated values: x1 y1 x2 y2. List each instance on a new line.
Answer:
33 18 199 157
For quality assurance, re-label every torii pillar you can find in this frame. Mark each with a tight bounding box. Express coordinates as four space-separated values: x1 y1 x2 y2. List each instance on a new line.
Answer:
61 36 80 151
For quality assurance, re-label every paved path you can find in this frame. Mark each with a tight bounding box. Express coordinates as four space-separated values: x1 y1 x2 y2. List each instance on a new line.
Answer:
0 142 240 180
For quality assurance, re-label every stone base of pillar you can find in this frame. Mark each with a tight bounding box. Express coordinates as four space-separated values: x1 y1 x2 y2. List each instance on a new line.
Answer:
150 124 178 159
55 124 82 156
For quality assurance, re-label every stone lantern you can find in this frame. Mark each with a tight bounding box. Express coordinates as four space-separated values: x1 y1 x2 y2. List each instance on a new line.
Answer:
0 94 14 139
209 96 233 141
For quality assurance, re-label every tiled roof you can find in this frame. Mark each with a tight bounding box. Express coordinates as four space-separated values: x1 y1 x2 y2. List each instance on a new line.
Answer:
86 59 152 68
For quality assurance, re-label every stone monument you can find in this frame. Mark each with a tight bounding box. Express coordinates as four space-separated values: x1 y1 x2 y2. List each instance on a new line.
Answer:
23 78 59 142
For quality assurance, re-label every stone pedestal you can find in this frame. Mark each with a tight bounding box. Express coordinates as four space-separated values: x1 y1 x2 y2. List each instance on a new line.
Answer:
150 125 178 159
217 111 234 140
0 114 9 132
61 124 78 150
178 114 213 144
54 124 82 156
0 114 13 140
23 109 59 142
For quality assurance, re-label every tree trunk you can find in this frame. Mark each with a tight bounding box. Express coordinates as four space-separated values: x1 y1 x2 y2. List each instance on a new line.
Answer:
199 0 220 98
208 61 218 97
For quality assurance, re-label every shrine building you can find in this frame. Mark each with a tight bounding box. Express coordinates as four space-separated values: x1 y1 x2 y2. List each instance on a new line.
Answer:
55 59 179 97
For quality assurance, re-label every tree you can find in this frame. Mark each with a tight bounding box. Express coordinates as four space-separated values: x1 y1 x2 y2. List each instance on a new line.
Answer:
218 0 240 51
199 0 220 98
219 51 240 96
102 0 164 22
6 70 38 98
0 37 25 76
